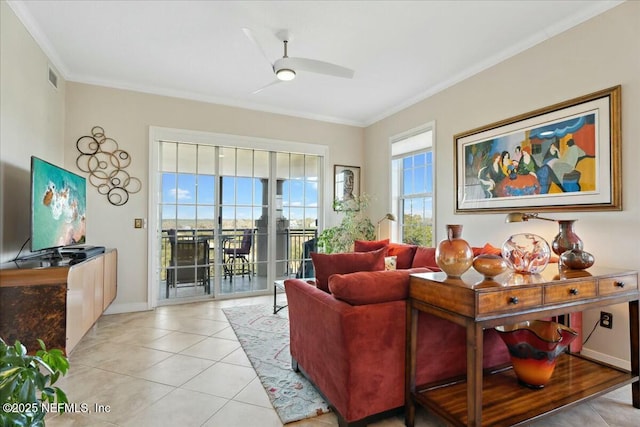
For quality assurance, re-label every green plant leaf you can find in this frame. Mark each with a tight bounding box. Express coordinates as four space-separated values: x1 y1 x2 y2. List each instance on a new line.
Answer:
0 338 69 423
55 387 68 404
18 378 31 402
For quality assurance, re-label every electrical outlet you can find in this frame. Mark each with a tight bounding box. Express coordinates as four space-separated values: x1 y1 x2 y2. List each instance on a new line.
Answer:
600 311 613 329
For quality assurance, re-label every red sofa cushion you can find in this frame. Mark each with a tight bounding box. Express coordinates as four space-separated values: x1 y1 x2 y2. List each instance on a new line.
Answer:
473 242 502 256
387 243 418 269
411 246 438 270
311 248 386 293
353 239 389 252
329 268 432 305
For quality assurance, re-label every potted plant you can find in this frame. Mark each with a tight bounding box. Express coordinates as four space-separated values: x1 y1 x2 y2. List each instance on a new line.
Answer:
317 194 375 253
0 338 69 426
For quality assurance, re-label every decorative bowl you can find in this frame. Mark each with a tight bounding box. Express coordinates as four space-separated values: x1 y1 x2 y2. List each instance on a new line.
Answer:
501 233 550 274
560 249 595 270
472 254 509 280
495 320 578 388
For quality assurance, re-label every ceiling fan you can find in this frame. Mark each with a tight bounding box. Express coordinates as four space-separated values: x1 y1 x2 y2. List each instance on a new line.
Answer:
243 28 355 94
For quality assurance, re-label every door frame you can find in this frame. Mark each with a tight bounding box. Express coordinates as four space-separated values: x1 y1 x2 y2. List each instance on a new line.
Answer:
147 126 328 309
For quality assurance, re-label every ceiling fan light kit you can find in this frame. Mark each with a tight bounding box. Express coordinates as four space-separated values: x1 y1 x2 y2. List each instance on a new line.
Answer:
276 68 296 81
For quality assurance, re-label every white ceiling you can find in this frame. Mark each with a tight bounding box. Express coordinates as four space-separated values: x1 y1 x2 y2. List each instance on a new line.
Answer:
9 0 622 127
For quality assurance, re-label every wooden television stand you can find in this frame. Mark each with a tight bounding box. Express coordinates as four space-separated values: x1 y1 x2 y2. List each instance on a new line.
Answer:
0 249 117 354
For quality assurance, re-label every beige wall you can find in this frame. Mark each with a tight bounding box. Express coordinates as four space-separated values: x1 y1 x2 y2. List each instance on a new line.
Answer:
0 1 66 257
64 83 363 312
364 1 640 367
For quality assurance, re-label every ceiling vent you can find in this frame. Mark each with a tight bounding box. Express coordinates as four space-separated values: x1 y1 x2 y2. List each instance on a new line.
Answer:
48 66 58 89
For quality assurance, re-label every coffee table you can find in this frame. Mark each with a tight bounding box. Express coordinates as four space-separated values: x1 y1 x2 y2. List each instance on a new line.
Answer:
273 279 287 314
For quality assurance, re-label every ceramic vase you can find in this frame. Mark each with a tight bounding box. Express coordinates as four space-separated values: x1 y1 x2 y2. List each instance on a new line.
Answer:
436 224 473 278
495 320 578 388
501 233 550 274
551 220 583 256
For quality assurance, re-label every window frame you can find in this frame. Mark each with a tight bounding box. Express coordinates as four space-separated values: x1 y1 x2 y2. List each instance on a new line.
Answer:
390 122 435 246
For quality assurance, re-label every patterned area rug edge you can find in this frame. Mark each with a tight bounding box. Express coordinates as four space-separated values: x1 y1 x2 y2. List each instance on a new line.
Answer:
222 304 330 424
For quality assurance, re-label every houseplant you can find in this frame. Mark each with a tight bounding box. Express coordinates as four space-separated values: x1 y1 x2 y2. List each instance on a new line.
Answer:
317 194 375 253
0 338 69 426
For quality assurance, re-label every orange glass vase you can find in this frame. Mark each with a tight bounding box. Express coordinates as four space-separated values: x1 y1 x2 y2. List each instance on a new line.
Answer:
435 224 473 278
495 320 578 388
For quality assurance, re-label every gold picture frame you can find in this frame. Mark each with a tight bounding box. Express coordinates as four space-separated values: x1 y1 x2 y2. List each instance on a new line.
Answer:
455 85 621 213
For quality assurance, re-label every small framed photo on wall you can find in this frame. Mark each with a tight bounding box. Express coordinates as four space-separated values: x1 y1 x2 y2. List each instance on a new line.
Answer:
334 165 360 211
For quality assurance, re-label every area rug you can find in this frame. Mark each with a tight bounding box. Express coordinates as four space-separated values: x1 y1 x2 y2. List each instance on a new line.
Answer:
222 304 330 424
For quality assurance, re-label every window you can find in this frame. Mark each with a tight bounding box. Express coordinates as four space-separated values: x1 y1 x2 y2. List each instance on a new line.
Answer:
391 124 434 246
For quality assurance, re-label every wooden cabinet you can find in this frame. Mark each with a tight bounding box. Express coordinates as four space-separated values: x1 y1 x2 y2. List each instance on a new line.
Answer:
0 249 117 354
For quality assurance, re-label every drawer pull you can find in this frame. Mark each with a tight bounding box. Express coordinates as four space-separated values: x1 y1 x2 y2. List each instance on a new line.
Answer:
509 296 519 305
615 281 625 288
569 288 579 295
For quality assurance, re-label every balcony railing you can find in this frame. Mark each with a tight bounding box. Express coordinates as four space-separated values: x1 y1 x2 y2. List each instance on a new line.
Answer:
160 228 317 282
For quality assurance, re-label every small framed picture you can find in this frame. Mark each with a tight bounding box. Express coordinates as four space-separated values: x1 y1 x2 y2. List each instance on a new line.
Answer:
334 165 360 211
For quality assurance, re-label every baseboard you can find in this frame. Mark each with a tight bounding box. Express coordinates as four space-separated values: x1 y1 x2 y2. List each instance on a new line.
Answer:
580 347 630 371
104 302 151 315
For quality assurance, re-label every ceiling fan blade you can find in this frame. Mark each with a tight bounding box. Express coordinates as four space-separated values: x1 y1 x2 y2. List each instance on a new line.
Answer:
252 79 282 94
242 27 274 72
285 57 354 79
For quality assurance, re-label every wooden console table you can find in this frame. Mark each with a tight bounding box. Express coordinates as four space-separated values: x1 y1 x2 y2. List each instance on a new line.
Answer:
405 266 639 427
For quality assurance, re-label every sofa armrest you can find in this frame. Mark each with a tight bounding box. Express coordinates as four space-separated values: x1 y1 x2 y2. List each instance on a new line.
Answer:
284 278 407 421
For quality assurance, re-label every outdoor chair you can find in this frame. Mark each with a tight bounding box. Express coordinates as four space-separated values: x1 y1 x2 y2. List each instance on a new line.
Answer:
223 229 253 280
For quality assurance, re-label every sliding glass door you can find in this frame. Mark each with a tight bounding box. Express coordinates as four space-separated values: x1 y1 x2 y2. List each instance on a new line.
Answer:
155 137 321 305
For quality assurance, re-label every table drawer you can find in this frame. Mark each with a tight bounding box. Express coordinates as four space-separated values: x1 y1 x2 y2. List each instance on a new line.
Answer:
478 287 542 314
599 274 638 295
544 280 596 304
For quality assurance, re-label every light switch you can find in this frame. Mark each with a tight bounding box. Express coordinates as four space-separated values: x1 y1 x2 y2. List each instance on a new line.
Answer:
134 218 143 228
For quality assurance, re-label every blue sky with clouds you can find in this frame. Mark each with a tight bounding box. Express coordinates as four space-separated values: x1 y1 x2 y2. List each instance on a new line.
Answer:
161 173 317 222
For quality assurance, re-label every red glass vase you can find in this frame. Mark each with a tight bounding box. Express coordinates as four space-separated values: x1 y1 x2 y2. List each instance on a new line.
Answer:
495 320 578 388
551 220 583 256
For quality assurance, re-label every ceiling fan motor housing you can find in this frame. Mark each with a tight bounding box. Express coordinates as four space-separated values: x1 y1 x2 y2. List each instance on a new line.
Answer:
274 58 296 81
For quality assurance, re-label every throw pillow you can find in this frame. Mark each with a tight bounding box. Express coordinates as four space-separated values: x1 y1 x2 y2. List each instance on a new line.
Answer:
473 242 502 257
387 243 418 269
329 268 432 305
385 256 397 271
311 247 386 293
412 246 439 270
353 238 389 252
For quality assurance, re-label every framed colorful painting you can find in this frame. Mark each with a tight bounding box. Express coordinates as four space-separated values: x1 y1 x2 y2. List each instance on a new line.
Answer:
455 86 621 213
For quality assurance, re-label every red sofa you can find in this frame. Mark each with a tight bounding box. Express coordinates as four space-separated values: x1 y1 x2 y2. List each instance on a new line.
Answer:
284 243 511 426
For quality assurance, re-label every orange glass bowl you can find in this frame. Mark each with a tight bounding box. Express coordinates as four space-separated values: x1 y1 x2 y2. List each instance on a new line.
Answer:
495 320 578 388
472 254 510 280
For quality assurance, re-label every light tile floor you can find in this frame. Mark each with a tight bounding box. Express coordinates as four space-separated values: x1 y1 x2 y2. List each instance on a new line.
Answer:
46 294 637 427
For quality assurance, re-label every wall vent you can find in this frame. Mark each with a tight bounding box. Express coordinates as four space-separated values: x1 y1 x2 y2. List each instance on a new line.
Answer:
48 66 58 89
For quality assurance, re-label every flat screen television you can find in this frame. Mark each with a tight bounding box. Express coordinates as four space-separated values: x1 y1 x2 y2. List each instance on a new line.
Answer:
30 156 87 253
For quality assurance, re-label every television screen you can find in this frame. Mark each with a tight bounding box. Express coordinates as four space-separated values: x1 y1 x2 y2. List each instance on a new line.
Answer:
30 156 87 252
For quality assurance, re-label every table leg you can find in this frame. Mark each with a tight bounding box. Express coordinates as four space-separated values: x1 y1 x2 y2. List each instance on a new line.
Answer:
405 305 418 427
630 300 639 408
273 283 278 314
466 321 484 427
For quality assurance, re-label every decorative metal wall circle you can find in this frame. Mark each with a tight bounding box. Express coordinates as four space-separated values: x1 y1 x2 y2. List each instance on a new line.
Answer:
76 126 141 206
